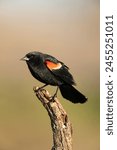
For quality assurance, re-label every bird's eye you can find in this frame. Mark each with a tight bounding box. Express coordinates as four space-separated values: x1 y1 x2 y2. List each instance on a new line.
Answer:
30 55 34 59
27 54 34 60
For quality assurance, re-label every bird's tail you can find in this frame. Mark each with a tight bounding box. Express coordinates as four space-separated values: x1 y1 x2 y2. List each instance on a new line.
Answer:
59 84 87 103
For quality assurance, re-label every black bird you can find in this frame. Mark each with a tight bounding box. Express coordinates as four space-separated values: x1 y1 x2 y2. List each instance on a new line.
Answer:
21 51 87 103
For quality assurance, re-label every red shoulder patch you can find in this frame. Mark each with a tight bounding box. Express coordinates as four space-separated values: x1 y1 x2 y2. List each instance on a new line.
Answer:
45 60 62 70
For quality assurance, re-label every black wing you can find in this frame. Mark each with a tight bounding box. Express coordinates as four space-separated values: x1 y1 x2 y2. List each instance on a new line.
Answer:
43 54 76 85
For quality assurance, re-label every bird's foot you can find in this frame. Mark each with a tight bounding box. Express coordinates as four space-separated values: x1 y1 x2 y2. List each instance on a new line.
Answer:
49 87 59 102
33 84 48 93
33 86 39 92
49 93 57 102
33 86 46 93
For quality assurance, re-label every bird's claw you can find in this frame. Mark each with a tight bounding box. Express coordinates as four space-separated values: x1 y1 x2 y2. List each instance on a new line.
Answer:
49 94 57 102
33 86 46 93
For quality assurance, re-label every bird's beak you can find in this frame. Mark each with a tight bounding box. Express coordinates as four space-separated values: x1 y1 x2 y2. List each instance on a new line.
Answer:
20 56 29 61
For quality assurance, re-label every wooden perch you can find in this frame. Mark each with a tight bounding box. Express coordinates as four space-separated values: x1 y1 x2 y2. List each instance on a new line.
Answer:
33 86 73 150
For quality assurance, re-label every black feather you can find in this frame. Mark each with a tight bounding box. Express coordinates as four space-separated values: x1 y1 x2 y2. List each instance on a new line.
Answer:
59 84 87 103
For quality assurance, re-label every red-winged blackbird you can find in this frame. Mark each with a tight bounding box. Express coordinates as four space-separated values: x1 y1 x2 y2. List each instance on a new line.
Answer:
21 51 87 103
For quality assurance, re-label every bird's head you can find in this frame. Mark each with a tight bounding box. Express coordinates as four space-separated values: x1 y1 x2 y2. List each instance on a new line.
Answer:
21 51 41 63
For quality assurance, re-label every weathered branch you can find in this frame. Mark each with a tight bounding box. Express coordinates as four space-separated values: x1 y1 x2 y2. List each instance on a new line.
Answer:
33 86 73 150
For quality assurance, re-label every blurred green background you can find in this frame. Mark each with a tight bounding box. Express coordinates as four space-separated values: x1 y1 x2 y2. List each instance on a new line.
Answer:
0 0 99 150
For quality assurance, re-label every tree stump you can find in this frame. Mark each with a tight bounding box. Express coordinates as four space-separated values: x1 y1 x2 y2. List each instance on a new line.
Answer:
33 86 73 150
